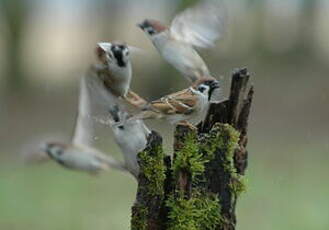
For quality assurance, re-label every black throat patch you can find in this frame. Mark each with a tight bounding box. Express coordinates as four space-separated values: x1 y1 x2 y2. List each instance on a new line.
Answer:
111 46 126 67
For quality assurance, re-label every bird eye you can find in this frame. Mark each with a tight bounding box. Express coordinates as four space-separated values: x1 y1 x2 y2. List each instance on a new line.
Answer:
55 148 64 156
124 49 129 56
147 28 155 35
198 86 206 93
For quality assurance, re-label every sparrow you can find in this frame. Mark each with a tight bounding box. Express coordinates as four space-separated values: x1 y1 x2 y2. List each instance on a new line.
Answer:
137 0 226 83
94 41 132 97
108 105 151 178
42 76 126 174
92 42 147 108
133 78 220 128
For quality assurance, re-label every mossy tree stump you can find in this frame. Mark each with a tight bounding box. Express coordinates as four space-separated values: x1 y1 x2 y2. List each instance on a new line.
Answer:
131 68 253 230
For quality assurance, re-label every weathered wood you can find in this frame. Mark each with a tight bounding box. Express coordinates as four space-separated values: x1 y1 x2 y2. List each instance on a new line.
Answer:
235 86 254 175
228 68 250 127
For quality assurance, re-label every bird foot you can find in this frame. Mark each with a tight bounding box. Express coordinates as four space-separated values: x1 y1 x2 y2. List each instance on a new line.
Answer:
125 91 148 108
177 121 197 131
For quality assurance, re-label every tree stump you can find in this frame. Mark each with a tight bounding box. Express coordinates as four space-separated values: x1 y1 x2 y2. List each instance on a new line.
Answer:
131 68 254 230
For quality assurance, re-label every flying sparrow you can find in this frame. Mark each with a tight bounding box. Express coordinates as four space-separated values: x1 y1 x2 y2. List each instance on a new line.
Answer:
42 76 126 174
133 77 220 128
137 0 226 83
92 42 147 108
108 105 151 178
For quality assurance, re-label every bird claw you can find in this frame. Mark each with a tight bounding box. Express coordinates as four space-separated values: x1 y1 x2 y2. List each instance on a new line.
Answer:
177 121 197 131
125 91 148 108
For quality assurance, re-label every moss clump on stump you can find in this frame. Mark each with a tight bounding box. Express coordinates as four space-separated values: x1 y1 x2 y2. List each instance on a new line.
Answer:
173 132 208 180
166 192 222 230
229 176 247 197
199 123 240 163
131 131 167 230
205 123 247 198
131 204 148 230
138 146 166 197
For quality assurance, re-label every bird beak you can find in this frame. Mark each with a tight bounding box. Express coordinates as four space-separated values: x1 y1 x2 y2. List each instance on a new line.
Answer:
210 81 220 89
136 23 144 30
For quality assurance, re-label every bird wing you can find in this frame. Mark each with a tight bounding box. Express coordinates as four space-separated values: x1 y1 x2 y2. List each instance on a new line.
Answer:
150 88 197 115
97 42 112 53
170 0 227 48
72 76 94 147
98 42 144 56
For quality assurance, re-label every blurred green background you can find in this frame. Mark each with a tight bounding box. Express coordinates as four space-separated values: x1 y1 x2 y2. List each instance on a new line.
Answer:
1 0 329 229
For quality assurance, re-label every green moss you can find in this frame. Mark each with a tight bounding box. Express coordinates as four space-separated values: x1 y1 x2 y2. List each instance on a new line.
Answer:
200 123 240 162
166 192 222 230
131 204 148 230
173 132 208 180
138 145 166 197
200 123 247 198
229 176 247 197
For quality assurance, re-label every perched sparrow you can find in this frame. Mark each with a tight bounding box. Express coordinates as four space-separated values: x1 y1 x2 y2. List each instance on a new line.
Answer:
42 76 125 174
134 78 220 128
108 105 151 178
137 0 226 83
92 42 147 108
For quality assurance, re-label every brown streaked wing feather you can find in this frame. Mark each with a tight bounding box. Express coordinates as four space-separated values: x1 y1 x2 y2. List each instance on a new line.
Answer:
150 88 196 115
150 101 176 114
125 90 148 108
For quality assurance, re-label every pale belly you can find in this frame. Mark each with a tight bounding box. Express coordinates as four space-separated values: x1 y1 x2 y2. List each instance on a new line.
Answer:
160 41 209 79
60 148 106 172
166 99 209 125
108 63 132 96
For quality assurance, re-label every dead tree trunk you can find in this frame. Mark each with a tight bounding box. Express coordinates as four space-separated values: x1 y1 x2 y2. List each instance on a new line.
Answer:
131 68 253 230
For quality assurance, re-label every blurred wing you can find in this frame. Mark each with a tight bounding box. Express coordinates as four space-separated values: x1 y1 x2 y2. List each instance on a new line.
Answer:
98 42 145 56
170 0 227 48
72 76 94 146
86 65 119 108
150 88 196 115
86 66 140 126
91 147 126 172
128 45 145 55
97 42 113 52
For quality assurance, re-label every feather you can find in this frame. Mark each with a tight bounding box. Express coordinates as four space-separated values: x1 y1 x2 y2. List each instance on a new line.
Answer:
170 0 227 48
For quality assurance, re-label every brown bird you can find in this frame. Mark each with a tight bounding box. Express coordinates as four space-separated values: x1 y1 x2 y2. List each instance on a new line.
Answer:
133 77 220 128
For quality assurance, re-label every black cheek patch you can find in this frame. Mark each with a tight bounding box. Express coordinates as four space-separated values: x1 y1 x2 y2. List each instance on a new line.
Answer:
111 45 127 67
113 50 126 67
198 87 205 93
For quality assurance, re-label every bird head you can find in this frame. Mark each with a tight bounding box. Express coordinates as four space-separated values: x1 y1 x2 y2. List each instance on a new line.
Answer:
193 78 220 100
96 42 130 67
137 19 167 38
42 142 66 160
